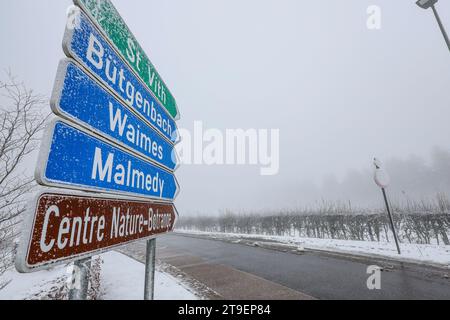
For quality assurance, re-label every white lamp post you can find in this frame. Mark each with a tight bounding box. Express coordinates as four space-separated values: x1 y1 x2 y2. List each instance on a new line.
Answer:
373 158 401 254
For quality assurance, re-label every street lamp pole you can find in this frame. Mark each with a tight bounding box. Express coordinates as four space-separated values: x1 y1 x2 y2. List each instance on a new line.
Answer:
430 4 450 51
416 0 450 52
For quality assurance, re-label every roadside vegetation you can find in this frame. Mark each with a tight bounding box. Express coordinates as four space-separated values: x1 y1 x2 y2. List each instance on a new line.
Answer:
0 73 49 290
177 195 450 245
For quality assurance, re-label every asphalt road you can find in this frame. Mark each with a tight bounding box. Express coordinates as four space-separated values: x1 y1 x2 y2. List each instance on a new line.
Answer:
151 233 450 300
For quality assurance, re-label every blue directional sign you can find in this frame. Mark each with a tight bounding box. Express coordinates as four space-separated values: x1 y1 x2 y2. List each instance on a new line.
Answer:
36 120 179 201
51 59 178 172
63 10 179 144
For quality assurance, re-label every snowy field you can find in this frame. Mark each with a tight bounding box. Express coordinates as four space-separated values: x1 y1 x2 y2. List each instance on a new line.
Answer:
177 230 450 267
0 251 198 300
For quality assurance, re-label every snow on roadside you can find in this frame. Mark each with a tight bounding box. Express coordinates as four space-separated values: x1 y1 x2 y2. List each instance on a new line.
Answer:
101 251 198 300
177 230 450 267
0 264 68 300
0 251 199 300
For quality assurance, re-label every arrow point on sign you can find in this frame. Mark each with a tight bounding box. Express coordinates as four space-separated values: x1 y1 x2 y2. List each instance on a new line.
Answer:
174 103 181 121
50 59 70 116
172 150 181 172
173 177 181 200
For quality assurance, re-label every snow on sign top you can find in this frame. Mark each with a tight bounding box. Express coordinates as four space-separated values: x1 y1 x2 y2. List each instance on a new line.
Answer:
74 0 180 120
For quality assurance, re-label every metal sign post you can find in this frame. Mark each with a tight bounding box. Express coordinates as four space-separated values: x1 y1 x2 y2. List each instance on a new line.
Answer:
144 239 156 300
69 257 92 300
381 188 401 255
373 158 401 255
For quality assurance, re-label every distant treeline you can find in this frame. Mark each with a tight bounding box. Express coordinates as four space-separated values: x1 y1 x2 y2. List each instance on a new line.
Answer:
177 197 450 245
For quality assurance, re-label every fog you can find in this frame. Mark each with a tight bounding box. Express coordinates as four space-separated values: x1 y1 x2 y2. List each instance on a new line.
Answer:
1 0 450 214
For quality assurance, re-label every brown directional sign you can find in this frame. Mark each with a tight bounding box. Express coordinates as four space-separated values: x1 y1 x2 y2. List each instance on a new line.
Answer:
16 191 177 273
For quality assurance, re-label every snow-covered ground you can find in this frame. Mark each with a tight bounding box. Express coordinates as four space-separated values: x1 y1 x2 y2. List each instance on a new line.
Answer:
0 251 198 300
177 230 450 267
101 252 197 300
0 262 68 300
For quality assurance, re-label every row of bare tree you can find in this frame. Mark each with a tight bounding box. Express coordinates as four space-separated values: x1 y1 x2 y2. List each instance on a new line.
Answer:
177 200 450 245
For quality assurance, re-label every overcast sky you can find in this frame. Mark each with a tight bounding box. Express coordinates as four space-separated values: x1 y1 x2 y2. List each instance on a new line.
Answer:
1 0 450 214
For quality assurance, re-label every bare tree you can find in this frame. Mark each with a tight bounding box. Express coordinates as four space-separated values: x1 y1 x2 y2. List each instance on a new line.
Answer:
0 72 49 289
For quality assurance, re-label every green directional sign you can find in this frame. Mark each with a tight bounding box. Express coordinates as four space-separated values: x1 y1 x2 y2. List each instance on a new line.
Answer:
74 0 179 120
